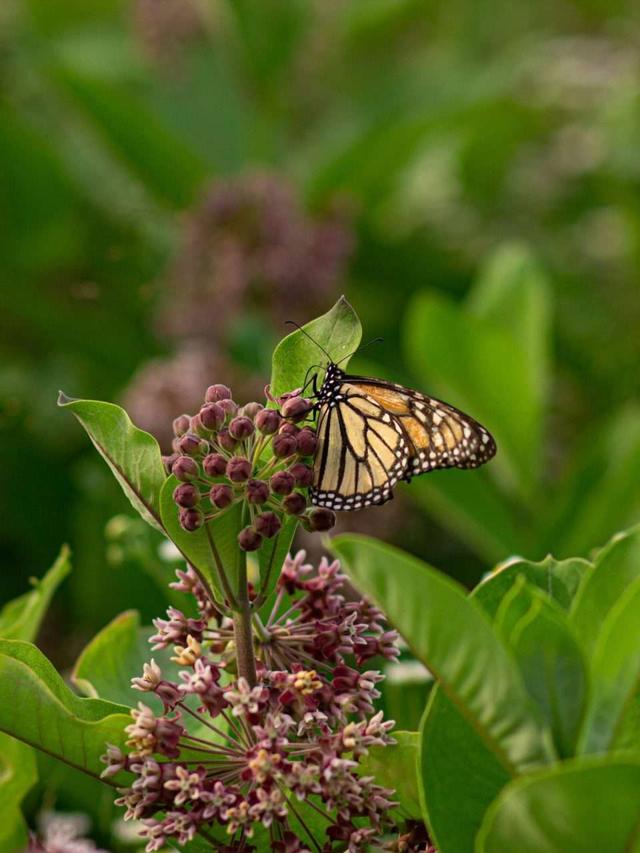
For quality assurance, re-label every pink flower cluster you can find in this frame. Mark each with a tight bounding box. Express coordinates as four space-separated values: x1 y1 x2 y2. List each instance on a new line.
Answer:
104 553 400 851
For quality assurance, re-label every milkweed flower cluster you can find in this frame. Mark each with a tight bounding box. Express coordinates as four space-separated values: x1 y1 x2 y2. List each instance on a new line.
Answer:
103 553 400 851
163 383 336 551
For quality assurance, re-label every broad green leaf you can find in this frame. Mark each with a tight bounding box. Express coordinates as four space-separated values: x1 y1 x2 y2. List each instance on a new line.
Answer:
570 524 640 656
580 575 640 754
0 734 37 851
53 68 208 207
73 610 177 710
478 556 590 620
476 757 640 853
360 731 422 820
257 515 298 615
270 296 362 399
418 566 571 853
404 291 539 496
0 640 130 783
420 691 511 853
332 535 550 774
159 476 243 603
507 586 587 758
408 469 524 565
58 394 167 533
469 243 551 411
0 544 71 641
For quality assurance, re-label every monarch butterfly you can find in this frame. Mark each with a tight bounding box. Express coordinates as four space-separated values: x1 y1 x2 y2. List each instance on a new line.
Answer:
292 328 497 512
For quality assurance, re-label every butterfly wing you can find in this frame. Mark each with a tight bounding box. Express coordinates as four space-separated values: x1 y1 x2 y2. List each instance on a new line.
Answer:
311 376 496 511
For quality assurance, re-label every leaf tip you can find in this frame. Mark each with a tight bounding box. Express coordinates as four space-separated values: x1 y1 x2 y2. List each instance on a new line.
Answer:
57 390 75 407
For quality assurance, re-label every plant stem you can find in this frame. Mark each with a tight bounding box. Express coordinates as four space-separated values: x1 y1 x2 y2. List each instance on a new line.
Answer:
233 507 257 687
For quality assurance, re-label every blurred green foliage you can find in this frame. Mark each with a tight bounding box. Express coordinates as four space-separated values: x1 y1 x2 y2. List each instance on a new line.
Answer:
2 0 639 714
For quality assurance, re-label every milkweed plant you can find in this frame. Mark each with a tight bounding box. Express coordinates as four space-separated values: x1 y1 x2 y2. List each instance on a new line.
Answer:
1 298 639 853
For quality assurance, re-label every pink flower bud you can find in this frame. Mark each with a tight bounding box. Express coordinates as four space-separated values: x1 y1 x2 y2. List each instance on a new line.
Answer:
289 462 313 487
227 456 252 482
172 456 199 482
283 492 307 515
172 414 191 437
210 484 233 509
281 396 313 422
270 470 295 495
173 483 200 508
179 507 204 531
254 511 281 538
272 433 297 459
178 433 206 457
296 427 317 457
229 416 255 440
238 526 263 552
246 479 269 504
203 453 227 477
200 402 225 431
255 408 281 435
241 402 263 420
205 384 232 402
217 428 238 451
307 507 336 531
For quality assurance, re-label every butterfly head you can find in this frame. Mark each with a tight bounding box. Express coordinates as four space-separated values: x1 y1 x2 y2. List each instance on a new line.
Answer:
317 361 345 403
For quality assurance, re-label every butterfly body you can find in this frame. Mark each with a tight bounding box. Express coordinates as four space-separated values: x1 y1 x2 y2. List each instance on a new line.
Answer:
310 362 496 511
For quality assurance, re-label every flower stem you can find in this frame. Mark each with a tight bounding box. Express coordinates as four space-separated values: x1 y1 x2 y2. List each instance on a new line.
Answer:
233 507 257 687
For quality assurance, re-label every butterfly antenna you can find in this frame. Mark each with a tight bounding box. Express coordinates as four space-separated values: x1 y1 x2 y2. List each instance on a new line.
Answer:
336 336 384 366
284 320 333 363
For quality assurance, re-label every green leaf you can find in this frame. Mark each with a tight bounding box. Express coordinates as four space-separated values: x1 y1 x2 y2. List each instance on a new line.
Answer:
52 68 208 207
0 640 130 783
361 731 422 820
505 585 587 758
420 691 511 853
73 610 165 708
270 296 362 399
0 734 38 851
159 476 243 603
476 757 640 853
579 575 640 754
0 544 71 641
570 524 640 656
404 290 540 496
332 535 550 774
415 560 578 852
257 515 298 616
58 394 167 533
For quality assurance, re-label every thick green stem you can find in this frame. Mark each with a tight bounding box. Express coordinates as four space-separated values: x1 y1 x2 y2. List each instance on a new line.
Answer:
233 511 257 687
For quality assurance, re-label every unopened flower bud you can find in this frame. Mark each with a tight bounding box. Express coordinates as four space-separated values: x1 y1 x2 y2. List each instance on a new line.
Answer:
172 414 191 437
246 479 269 504
172 456 199 482
205 384 232 402
241 402 263 420
229 416 255 440
270 470 295 495
218 398 238 420
255 408 281 435
203 453 227 477
210 484 233 509
179 507 204 531
307 507 336 531
217 428 238 451
162 453 178 475
289 462 313 487
279 422 299 437
178 433 206 457
296 428 317 457
200 402 225 431
173 483 200 508
227 456 251 482
283 492 307 515
281 396 313 421
273 433 297 459
189 413 210 438
238 526 263 551
254 511 281 538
